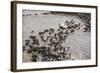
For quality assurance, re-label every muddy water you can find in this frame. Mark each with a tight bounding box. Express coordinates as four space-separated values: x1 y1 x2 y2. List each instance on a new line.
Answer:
22 14 90 62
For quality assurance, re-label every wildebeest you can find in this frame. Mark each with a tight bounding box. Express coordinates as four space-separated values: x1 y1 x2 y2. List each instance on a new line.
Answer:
23 19 85 62
70 28 74 33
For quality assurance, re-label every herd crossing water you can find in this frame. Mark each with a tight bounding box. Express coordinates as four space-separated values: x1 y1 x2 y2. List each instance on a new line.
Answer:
22 11 91 62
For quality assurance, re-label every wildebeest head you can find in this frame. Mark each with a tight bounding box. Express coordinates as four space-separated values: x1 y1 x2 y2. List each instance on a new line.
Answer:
31 30 34 33
29 35 36 39
38 32 44 36
44 29 49 32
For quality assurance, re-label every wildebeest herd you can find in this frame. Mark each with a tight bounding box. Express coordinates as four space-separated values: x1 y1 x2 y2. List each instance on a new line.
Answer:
23 18 91 62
